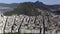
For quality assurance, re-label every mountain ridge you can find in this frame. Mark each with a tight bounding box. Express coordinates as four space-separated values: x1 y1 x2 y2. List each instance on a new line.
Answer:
1 1 60 15
0 1 60 9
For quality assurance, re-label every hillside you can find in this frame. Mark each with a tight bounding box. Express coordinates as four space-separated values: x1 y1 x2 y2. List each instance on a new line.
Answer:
3 1 60 16
3 2 40 16
3 1 50 16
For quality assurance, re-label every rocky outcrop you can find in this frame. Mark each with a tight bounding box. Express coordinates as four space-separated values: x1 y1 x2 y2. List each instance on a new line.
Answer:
0 14 60 34
0 14 48 33
0 8 60 34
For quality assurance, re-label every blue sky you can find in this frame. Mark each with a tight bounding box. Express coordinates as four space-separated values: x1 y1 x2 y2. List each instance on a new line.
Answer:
0 0 60 5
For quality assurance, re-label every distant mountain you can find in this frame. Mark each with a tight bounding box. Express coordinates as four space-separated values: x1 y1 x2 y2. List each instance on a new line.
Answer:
0 3 19 8
53 10 60 15
47 5 60 11
2 2 49 16
3 2 40 16
33 1 50 11
3 1 60 15
33 1 60 15
33 1 60 11
0 1 60 10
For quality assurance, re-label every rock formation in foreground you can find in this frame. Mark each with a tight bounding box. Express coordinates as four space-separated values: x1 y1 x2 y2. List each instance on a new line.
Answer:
0 9 60 34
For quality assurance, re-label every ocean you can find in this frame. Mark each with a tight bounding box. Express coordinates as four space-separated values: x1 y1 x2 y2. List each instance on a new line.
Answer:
0 10 9 13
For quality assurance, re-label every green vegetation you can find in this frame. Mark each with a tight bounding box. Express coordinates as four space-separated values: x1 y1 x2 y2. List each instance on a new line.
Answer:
4 2 39 16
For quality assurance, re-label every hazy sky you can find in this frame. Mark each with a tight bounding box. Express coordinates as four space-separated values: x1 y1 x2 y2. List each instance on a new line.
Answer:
0 0 60 5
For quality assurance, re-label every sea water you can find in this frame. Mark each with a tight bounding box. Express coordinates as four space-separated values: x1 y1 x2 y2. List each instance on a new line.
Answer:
0 10 8 14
